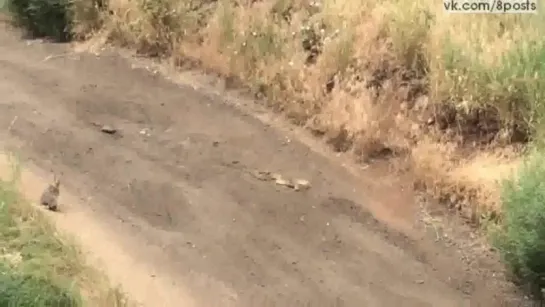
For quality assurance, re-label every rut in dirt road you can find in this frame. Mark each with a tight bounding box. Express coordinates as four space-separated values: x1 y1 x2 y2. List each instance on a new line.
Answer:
0 22 530 307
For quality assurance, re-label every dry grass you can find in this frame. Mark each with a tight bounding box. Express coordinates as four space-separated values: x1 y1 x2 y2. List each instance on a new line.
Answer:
411 138 520 222
70 0 545 222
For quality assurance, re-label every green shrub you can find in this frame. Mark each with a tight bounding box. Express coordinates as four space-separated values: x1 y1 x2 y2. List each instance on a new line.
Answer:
7 0 72 41
495 149 545 297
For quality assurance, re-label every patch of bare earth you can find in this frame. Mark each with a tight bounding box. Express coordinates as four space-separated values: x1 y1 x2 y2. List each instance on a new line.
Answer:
0 21 534 306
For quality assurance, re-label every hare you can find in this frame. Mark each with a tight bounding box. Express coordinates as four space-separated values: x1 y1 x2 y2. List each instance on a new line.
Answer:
40 175 60 211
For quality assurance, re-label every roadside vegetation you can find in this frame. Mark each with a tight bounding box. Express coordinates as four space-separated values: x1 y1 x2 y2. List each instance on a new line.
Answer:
491 147 545 298
3 0 545 299
0 156 127 306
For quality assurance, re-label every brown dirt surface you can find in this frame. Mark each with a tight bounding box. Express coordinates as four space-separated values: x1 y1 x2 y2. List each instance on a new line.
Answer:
0 21 534 306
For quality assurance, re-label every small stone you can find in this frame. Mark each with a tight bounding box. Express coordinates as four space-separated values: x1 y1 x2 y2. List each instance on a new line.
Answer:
294 179 311 191
139 128 151 136
414 95 429 111
426 117 435 125
275 178 293 187
252 170 272 181
100 125 117 134
271 173 283 181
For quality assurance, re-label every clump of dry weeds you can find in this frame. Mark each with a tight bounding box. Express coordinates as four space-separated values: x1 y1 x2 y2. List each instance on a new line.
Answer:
70 0 545 223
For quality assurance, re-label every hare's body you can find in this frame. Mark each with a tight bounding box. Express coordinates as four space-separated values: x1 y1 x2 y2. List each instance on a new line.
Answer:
40 176 60 211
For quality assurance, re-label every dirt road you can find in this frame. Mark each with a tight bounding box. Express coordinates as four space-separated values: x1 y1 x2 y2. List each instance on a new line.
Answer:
0 22 530 306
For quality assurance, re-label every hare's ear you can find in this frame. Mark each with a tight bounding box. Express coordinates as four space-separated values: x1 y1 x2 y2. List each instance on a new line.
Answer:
53 174 61 188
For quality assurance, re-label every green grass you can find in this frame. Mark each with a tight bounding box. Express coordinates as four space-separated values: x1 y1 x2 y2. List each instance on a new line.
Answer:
0 262 80 306
493 147 545 298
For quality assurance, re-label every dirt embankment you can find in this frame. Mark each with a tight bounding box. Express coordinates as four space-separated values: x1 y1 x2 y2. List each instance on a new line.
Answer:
0 21 534 306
